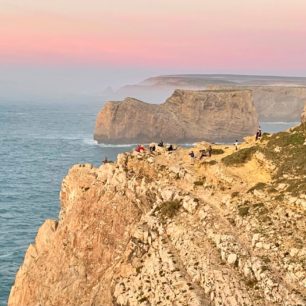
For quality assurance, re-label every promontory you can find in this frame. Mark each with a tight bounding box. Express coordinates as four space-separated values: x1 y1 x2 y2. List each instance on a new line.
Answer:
94 89 258 144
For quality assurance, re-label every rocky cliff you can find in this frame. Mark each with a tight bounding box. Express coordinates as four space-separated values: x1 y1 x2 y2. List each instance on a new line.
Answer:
107 75 306 121
94 89 258 144
302 103 306 123
9 120 306 305
228 86 306 122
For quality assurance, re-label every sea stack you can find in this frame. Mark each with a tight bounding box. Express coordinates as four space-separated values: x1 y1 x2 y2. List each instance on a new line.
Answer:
94 89 258 144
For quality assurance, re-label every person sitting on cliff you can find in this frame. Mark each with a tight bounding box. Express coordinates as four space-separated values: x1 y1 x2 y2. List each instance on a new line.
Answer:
189 150 195 159
149 143 156 153
135 144 145 153
158 140 164 147
102 157 108 164
167 144 174 152
199 149 207 160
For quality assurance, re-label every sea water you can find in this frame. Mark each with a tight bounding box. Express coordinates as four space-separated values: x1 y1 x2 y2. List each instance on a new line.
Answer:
0 101 299 305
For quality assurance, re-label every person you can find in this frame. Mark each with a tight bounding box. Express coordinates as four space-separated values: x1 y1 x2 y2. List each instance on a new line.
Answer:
258 128 262 138
149 143 156 153
235 140 239 151
103 157 108 164
255 130 260 141
167 144 174 151
189 150 195 159
199 149 207 160
135 144 145 153
158 140 164 147
208 145 213 157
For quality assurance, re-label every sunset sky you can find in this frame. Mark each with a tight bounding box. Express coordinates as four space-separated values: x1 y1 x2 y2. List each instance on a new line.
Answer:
1 0 306 99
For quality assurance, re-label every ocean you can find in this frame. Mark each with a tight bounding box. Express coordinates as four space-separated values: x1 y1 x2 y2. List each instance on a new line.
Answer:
0 101 299 305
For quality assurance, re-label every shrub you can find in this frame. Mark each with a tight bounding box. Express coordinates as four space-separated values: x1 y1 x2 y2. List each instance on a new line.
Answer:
231 191 240 198
247 182 266 193
238 205 250 217
211 148 225 155
159 200 181 219
222 146 258 166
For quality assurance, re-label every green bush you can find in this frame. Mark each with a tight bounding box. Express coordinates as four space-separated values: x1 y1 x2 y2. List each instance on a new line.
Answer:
211 148 225 155
222 146 258 166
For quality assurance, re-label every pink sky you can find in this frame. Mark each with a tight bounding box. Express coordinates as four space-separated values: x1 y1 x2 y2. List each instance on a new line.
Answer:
1 0 306 74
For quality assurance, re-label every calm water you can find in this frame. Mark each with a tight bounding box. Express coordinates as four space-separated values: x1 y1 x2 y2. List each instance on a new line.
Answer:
0 101 299 305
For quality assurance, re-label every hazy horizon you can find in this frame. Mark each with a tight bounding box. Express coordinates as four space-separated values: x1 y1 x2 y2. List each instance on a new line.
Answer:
1 0 306 102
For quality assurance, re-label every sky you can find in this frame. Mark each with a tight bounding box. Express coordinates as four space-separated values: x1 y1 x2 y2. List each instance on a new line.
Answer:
1 0 306 101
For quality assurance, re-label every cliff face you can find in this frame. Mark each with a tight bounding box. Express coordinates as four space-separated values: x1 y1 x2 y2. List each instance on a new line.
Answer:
302 103 306 123
9 121 306 306
248 86 306 121
94 89 258 144
107 75 306 121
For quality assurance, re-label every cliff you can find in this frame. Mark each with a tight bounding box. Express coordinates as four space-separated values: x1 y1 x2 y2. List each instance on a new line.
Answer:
9 121 306 305
107 75 306 121
231 86 306 122
302 103 306 123
94 89 258 144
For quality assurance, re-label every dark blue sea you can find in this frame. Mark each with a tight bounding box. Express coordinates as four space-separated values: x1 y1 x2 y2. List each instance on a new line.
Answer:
0 101 299 305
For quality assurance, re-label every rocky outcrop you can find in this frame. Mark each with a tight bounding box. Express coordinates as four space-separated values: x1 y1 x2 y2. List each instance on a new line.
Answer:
9 124 306 306
301 103 306 123
94 89 258 144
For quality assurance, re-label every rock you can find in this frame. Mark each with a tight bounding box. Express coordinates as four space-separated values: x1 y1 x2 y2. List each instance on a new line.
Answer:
182 196 199 214
290 248 299 257
94 89 258 144
227 253 238 265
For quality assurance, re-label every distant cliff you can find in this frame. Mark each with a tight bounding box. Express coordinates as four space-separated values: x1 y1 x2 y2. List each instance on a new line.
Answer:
105 74 306 121
301 103 306 123
226 86 306 122
94 89 258 144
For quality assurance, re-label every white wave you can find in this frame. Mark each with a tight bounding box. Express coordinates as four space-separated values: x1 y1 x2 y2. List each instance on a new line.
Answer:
82 138 135 147
97 143 136 148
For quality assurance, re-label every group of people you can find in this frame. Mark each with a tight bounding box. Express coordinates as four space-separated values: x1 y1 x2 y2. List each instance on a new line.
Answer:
189 145 213 161
136 141 176 154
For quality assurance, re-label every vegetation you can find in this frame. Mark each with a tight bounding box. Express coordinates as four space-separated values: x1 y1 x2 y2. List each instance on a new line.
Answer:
203 160 217 165
211 148 225 155
231 191 240 198
259 123 306 196
222 146 258 166
238 205 250 217
159 200 181 220
247 182 266 193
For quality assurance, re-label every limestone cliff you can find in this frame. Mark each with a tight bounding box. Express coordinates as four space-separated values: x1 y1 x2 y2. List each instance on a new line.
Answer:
237 86 306 122
108 75 306 121
94 89 258 144
9 121 306 305
302 103 306 123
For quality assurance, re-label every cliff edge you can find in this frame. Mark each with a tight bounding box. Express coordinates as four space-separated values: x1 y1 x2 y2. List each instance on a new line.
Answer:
9 120 306 305
94 89 258 144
